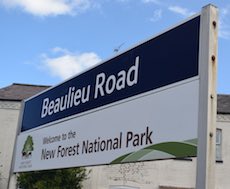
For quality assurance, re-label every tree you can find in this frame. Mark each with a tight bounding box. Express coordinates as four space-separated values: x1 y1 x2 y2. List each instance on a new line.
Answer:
17 167 89 189
22 135 34 157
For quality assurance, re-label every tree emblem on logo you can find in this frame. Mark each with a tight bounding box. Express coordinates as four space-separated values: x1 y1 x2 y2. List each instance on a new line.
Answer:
22 135 34 159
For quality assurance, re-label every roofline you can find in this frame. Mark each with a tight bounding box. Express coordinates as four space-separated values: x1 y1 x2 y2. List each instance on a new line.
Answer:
217 112 230 115
12 83 51 88
0 98 22 102
218 93 230 96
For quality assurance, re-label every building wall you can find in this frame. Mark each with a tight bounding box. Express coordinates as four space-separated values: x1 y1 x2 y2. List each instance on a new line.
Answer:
215 114 230 189
83 158 197 189
83 114 230 189
0 101 20 189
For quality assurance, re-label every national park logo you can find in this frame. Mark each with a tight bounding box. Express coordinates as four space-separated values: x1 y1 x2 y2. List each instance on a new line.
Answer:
22 135 34 159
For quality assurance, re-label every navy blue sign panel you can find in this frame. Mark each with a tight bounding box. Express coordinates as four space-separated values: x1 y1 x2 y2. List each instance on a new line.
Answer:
21 16 200 132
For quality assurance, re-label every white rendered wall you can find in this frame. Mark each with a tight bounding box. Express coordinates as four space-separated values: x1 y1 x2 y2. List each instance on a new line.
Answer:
0 101 20 189
215 114 230 189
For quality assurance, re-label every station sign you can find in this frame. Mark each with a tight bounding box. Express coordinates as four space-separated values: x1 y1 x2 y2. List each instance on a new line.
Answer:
14 15 201 172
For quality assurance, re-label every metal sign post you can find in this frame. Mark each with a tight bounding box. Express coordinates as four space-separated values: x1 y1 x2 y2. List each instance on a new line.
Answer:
196 4 218 189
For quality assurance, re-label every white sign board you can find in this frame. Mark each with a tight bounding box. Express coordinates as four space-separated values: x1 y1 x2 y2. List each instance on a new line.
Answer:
13 13 206 173
14 79 199 172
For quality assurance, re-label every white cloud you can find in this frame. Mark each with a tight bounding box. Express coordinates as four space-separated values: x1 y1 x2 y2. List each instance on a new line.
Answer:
168 5 195 17
0 0 94 16
142 0 161 5
149 9 162 22
222 8 229 16
219 6 230 40
116 0 130 2
41 48 101 80
219 28 230 40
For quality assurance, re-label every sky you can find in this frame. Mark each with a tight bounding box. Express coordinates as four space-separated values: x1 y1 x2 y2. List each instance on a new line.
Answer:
0 0 229 94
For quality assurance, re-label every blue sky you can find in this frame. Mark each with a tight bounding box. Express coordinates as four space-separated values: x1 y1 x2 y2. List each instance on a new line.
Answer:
0 0 229 93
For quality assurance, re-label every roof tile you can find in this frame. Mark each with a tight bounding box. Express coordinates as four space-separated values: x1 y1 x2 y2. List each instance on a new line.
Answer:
0 83 50 101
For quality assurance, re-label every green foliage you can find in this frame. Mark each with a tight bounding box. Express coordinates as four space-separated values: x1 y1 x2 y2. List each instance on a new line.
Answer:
17 167 89 189
22 135 34 154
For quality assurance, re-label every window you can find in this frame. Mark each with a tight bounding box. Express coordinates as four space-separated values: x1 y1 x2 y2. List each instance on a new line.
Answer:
159 187 194 189
110 186 139 189
216 128 222 162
